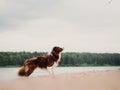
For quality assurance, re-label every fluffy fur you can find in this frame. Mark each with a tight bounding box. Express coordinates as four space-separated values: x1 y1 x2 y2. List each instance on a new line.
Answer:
18 46 63 77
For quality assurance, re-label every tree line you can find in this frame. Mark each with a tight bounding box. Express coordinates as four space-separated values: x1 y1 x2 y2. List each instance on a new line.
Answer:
0 52 120 67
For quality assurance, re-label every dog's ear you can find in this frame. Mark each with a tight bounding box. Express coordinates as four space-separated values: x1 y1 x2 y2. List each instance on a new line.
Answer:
37 56 41 59
53 47 57 51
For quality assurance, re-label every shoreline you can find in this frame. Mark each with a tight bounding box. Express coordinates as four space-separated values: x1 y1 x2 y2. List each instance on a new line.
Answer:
0 65 120 68
0 70 120 90
0 66 120 81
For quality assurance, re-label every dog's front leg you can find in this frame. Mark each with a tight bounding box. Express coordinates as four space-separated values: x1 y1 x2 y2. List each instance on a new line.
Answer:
47 67 52 75
51 67 55 76
47 67 55 77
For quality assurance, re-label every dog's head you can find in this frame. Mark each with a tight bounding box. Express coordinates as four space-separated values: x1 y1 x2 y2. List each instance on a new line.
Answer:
52 46 63 54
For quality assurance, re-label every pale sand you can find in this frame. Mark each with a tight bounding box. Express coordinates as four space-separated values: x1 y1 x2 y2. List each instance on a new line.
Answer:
0 70 120 90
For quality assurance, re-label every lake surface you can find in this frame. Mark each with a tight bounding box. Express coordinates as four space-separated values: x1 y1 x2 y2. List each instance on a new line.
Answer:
0 66 120 81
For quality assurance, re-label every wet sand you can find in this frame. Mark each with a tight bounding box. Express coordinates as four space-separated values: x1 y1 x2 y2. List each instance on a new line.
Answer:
0 70 120 90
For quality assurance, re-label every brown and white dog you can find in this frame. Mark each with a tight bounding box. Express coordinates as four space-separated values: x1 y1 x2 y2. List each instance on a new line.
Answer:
18 46 63 77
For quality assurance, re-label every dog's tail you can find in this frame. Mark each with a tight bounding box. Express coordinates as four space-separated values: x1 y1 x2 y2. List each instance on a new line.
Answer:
18 65 37 77
18 66 26 76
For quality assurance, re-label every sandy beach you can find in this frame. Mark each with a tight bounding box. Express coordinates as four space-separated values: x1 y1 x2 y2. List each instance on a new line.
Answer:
0 70 120 90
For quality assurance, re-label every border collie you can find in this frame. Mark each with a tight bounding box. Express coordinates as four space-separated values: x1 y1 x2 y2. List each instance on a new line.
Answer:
18 46 63 77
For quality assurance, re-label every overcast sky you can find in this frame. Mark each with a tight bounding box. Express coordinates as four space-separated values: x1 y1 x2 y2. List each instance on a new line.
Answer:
0 0 120 53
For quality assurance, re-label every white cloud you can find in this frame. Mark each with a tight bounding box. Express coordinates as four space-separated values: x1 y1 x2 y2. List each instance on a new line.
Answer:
0 0 120 53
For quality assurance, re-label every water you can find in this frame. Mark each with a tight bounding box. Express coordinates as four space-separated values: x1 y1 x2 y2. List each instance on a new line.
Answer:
0 66 119 81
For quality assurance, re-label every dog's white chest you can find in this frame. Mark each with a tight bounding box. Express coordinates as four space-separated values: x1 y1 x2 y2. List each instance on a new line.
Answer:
53 53 61 67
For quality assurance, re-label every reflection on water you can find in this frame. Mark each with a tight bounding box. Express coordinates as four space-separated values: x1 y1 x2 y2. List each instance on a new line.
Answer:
0 66 119 81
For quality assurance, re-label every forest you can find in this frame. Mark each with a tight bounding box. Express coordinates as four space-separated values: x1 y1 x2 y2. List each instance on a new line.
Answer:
0 52 120 67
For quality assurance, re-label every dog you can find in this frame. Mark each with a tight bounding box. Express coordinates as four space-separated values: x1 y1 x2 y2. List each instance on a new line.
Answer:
18 46 63 77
